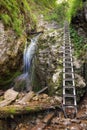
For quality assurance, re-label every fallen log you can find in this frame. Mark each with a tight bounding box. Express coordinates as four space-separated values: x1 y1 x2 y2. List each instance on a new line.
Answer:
0 104 59 118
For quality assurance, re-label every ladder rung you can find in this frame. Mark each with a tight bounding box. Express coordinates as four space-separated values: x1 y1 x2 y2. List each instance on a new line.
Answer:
63 104 77 108
64 43 71 45
64 66 73 68
63 52 72 56
63 55 72 58
64 46 71 48
63 101 77 106
63 57 72 60
63 94 76 98
63 72 74 74
64 49 71 51
63 86 75 89
63 78 74 81
63 62 73 64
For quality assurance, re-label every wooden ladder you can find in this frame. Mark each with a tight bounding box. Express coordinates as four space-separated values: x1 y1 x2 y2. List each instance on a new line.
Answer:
62 22 77 118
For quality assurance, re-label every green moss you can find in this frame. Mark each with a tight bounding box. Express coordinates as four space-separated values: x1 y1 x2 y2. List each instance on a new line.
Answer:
0 71 21 89
7 108 16 114
25 107 32 111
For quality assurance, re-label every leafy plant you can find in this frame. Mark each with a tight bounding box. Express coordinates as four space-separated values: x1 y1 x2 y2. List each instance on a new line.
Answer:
70 27 84 58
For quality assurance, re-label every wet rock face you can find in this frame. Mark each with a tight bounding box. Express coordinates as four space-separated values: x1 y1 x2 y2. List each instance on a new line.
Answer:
0 21 26 88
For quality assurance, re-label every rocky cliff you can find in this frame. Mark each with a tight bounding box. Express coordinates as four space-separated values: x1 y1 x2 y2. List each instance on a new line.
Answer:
0 21 26 89
71 1 87 84
32 21 86 101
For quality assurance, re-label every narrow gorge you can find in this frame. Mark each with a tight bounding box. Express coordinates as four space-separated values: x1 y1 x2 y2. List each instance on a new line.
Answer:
0 0 87 130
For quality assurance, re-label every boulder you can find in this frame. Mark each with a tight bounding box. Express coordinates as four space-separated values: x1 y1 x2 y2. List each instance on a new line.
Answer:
0 89 18 107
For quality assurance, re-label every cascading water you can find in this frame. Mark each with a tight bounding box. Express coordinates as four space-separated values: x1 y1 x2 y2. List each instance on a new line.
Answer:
24 35 39 74
14 35 40 92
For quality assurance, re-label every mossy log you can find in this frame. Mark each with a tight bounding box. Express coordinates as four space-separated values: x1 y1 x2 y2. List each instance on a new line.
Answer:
0 103 59 118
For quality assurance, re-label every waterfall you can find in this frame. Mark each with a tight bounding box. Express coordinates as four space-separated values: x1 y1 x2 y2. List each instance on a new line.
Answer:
14 35 40 92
24 35 39 74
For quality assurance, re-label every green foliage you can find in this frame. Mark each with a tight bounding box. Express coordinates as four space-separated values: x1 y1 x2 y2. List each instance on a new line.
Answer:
33 0 56 9
0 14 12 26
45 0 83 24
12 19 23 36
66 0 83 22
45 1 68 24
70 27 84 58
0 0 57 36
0 0 36 36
